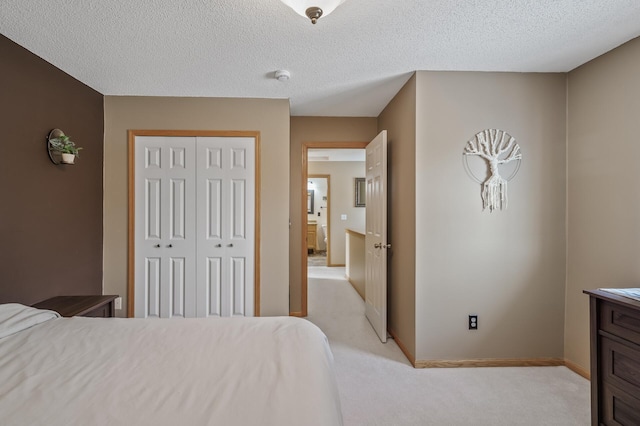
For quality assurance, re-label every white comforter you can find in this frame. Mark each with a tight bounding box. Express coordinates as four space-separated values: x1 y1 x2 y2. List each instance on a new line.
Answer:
0 305 342 426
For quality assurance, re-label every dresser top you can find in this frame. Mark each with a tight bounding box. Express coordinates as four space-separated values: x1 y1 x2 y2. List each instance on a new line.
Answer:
32 295 118 317
584 289 640 310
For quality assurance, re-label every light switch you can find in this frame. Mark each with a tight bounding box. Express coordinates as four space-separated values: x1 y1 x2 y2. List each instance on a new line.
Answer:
341 214 347 220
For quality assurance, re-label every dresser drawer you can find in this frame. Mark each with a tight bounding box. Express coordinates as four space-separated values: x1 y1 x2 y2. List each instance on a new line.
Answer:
601 336 640 401
585 290 640 426
82 303 113 318
601 301 640 346
602 382 640 426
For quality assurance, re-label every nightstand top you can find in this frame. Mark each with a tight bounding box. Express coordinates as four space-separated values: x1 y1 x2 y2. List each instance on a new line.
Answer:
32 295 119 317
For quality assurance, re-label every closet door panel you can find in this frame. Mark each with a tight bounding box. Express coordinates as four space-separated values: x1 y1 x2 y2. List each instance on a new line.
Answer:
169 257 186 318
231 257 246 316
169 179 187 240
196 137 255 317
206 257 222 317
206 179 223 239
145 257 161 318
135 137 196 318
145 179 161 240
230 179 246 239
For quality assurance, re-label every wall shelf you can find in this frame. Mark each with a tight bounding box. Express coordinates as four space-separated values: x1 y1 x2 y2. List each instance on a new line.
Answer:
47 128 74 165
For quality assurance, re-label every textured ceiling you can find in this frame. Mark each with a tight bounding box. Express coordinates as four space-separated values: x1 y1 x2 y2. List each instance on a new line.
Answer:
2 0 640 116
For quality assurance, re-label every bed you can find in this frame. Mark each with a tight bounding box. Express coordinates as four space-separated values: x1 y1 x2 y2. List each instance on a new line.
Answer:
0 304 343 426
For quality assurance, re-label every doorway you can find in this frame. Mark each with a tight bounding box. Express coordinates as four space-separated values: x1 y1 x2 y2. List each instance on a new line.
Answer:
307 175 330 267
301 141 368 317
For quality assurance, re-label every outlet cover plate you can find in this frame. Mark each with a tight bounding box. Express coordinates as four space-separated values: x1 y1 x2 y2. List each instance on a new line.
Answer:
469 315 478 330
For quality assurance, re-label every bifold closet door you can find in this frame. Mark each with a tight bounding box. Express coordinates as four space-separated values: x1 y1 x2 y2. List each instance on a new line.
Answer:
134 135 255 318
195 137 255 317
134 137 197 318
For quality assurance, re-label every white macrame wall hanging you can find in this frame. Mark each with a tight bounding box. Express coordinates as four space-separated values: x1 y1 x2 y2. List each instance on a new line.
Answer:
463 129 522 212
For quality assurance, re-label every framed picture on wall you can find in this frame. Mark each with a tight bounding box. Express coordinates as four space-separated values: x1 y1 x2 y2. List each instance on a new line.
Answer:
355 178 365 207
307 189 315 214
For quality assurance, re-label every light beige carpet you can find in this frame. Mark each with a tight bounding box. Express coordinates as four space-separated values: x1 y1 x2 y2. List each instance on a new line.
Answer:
306 266 590 426
308 252 328 267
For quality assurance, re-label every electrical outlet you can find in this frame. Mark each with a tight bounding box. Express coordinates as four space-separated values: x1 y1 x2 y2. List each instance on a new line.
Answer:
468 315 478 330
115 297 122 310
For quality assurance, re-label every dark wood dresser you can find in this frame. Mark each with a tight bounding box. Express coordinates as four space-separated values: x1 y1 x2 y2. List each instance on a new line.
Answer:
32 295 119 318
584 289 640 425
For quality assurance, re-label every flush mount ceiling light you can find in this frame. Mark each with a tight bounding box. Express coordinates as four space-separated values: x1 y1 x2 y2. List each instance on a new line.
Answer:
280 0 346 24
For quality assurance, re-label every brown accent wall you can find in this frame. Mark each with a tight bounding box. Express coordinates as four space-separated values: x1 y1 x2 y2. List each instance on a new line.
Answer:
289 117 378 314
0 35 104 304
377 75 417 359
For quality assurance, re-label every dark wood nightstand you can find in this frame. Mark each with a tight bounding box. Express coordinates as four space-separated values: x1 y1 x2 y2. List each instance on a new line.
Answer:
32 295 119 318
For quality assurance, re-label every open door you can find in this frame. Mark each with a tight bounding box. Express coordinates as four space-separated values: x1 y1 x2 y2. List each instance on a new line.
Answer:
365 131 388 343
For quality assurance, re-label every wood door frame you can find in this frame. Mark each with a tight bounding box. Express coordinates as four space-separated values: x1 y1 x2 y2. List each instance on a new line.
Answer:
307 174 330 263
128 129 261 317
301 141 368 317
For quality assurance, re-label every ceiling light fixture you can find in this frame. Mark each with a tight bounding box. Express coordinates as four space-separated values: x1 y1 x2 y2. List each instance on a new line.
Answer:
280 0 346 24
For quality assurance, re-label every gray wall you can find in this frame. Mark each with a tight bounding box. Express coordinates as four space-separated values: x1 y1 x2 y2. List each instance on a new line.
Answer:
104 96 290 317
379 71 571 362
377 75 418 359
415 71 567 361
565 36 640 372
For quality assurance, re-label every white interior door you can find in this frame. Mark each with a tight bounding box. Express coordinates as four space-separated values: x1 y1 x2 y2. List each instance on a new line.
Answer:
196 137 255 317
365 130 388 343
134 137 197 318
134 135 255 318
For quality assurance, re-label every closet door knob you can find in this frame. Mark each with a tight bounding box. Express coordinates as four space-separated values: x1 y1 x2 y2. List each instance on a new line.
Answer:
215 244 222 248
374 243 382 249
154 244 160 248
167 244 173 248
227 243 234 247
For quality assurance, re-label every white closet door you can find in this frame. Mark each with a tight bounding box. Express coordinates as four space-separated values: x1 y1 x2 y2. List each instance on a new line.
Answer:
134 137 197 318
196 137 255 317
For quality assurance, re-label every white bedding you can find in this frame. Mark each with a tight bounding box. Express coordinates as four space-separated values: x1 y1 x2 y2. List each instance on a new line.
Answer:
0 306 342 426
0 303 59 339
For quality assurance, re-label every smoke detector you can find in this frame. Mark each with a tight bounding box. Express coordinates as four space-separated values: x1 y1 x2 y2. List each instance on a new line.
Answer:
275 70 291 82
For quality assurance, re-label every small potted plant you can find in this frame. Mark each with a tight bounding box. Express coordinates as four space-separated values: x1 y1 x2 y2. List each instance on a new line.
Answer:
50 134 82 164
